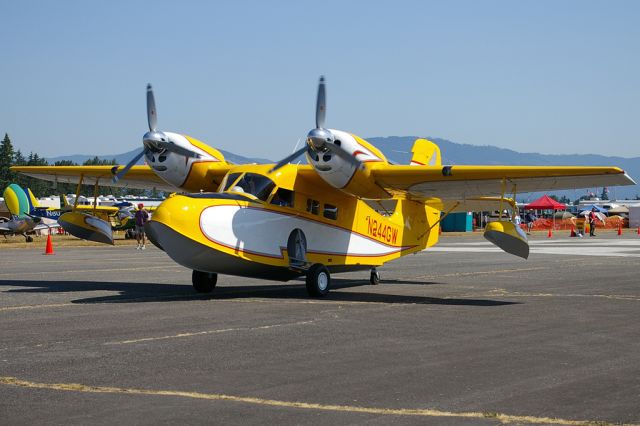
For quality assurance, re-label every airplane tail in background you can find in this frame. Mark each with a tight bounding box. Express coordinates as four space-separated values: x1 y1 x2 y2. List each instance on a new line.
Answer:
2 184 31 217
410 138 442 167
27 188 41 208
60 193 70 209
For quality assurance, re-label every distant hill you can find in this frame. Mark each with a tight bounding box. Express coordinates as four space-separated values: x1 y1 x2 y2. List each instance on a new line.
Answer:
46 137 639 200
46 148 271 166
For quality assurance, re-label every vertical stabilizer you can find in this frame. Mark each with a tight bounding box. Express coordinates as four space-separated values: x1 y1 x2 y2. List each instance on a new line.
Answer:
3 184 30 217
410 138 441 166
27 187 41 208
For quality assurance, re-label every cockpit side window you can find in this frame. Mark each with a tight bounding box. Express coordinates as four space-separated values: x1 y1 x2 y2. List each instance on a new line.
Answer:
222 173 242 192
230 173 276 202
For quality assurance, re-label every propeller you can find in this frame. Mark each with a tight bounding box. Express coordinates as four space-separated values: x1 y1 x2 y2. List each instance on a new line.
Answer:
270 76 362 173
112 84 202 183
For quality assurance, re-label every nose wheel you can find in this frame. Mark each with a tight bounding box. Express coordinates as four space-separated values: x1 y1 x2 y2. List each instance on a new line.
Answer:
192 270 218 293
306 264 330 297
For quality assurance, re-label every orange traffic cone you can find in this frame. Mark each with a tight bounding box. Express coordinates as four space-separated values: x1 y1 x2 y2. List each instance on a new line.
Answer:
637 227 640 236
617 224 622 236
548 228 552 238
438 225 442 236
44 234 54 255
570 226 576 237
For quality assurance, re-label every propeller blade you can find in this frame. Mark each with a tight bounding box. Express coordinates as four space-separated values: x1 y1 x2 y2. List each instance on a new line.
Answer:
147 84 157 132
155 141 202 158
326 143 363 170
269 146 308 174
112 148 146 183
316 76 326 129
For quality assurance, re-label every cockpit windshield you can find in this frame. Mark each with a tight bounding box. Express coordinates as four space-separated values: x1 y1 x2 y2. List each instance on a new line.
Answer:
224 173 276 202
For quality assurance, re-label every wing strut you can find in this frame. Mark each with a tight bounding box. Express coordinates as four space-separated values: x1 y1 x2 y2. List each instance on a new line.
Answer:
73 174 84 210
418 201 461 240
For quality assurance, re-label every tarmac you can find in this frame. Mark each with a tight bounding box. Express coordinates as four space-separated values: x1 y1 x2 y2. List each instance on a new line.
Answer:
1 232 639 425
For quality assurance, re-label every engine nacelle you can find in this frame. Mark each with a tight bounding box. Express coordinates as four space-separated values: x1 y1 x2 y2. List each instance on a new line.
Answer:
145 132 226 191
305 130 390 199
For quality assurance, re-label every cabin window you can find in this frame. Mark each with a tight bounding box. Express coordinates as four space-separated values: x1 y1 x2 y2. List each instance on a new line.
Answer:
323 203 338 220
271 188 294 207
306 198 320 215
222 173 242 191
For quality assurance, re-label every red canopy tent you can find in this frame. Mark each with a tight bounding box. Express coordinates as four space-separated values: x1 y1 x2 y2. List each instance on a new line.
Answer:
525 195 566 211
524 195 567 231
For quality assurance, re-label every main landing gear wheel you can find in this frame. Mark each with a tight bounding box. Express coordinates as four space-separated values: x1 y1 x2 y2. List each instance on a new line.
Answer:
25 235 33 243
192 270 218 293
370 268 380 285
306 264 330 297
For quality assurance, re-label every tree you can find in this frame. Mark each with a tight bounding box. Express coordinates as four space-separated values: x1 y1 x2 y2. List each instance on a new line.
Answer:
600 187 609 201
83 156 116 166
548 194 559 201
558 195 571 204
0 133 15 189
54 160 77 166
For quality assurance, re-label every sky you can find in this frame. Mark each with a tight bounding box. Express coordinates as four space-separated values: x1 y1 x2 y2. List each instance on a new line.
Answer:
1 1 639 161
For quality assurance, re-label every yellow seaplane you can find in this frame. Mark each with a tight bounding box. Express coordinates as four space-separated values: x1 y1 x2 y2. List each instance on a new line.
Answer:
13 78 635 296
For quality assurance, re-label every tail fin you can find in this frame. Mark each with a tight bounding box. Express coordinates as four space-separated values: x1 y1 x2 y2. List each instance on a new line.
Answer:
3 184 30 216
26 187 41 208
410 138 441 166
60 194 71 209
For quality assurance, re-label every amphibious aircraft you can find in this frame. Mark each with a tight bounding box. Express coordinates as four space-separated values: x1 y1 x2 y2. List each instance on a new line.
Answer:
1 184 58 241
12 79 635 296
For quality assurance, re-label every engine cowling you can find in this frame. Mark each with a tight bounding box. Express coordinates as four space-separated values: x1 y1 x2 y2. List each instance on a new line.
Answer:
144 132 226 190
305 130 390 199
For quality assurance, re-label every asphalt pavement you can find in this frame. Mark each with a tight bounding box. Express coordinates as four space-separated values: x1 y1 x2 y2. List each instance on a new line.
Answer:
1 233 639 425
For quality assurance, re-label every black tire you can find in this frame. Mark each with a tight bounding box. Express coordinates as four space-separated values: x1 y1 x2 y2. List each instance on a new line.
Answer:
26 235 34 243
192 270 218 293
306 264 330 297
370 269 380 285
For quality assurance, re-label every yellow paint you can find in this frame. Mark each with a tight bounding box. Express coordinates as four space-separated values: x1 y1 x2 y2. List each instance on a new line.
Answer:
0 376 618 425
151 166 440 269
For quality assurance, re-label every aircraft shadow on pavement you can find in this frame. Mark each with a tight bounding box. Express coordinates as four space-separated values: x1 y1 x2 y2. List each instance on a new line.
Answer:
0 279 518 307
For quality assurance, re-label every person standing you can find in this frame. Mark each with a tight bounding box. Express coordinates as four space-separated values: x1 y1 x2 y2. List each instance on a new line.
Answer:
134 203 150 249
524 211 535 234
589 207 597 237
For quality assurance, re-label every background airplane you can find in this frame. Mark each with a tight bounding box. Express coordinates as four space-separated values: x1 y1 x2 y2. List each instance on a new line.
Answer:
1 184 58 241
12 79 635 296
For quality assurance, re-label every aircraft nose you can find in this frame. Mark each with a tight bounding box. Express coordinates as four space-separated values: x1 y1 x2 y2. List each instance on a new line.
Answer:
149 194 195 233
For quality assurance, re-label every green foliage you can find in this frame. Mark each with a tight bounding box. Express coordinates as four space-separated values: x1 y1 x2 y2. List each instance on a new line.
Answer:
0 133 15 189
83 156 116 166
54 160 77 166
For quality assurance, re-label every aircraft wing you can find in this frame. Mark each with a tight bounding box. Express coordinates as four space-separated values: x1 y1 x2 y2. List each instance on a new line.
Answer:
371 165 635 208
10 165 176 192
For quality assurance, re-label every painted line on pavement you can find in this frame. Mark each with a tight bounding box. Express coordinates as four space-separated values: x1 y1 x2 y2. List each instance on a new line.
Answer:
105 319 318 345
0 376 621 425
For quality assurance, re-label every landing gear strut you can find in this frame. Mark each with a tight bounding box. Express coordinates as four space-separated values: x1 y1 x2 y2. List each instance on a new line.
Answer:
306 264 330 297
192 270 218 293
370 268 380 285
